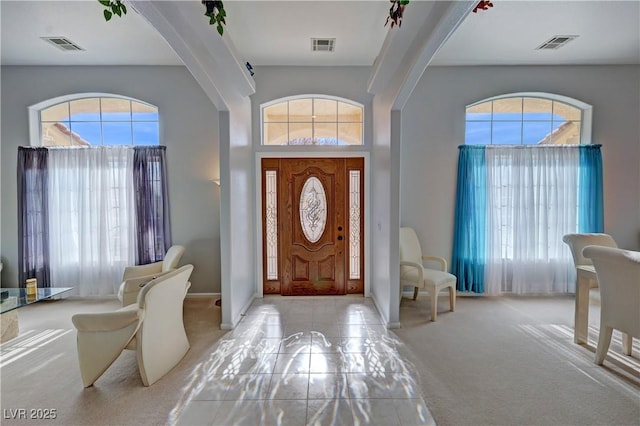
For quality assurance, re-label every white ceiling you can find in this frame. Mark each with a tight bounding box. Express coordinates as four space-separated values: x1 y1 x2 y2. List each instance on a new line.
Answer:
0 1 182 66
1 1 639 67
431 0 640 66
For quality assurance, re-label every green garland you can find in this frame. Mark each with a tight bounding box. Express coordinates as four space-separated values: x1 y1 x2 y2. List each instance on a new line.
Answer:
97 0 410 36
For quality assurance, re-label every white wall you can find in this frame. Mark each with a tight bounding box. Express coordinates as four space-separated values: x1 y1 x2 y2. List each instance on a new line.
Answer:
401 65 640 264
0 66 221 293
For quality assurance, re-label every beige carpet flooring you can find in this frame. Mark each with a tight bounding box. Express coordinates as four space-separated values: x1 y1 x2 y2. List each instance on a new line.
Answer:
0 294 639 425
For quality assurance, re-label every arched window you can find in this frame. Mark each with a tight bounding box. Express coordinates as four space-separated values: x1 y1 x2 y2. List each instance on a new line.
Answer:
261 95 363 145
29 94 159 146
465 93 592 145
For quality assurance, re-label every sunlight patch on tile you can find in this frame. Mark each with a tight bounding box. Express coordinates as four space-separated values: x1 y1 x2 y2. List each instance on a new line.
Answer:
170 296 436 426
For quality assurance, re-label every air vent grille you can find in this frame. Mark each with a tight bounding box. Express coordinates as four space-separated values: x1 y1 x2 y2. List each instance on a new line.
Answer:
41 37 85 52
536 35 578 50
311 38 335 52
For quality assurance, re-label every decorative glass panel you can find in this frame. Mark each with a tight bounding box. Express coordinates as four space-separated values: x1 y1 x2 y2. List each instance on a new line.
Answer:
313 99 337 122
70 122 102 145
314 122 338 144
41 122 72 146
553 102 581 121
338 101 362 122
264 102 288 122
493 98 522 121
133 122 160 145
264 123 288 145
39 96 159 146
101 98 132 121
349 170 361 280
102 122 132 145
261 96 364 145
465 95 583 145
289 123 313 144
41 103 70 122
523 98 553 120
299 177 327 243
338 123 362 145
265 170 278 280
131 101 159 121
289 99 313 122
70 98 101 121
466 102 492 121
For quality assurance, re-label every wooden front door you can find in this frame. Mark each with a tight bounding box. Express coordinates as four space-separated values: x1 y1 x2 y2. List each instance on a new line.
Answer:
262 158 364 295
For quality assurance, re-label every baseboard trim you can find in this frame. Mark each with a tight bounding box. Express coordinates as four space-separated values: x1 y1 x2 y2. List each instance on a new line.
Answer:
185 292 220 299
221 293 256 330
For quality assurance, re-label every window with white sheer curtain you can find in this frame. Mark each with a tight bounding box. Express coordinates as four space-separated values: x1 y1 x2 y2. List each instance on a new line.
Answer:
18 94 170 295
484 146 580 294
452 93 602 295
47 147 136 296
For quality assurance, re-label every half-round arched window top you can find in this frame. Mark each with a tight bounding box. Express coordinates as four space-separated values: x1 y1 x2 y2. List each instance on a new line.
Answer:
465 93 592 145
261 95 363 146
29 94 159 146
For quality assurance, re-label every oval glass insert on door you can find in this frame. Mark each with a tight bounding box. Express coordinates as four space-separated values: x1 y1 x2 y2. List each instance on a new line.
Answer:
299 177 327 243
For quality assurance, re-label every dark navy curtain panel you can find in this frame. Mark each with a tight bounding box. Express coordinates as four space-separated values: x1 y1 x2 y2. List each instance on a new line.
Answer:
133 146 172 265
17 147 51 288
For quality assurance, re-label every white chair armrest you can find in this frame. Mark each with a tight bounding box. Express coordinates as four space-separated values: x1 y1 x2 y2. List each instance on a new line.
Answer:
121 274 159 293
400 260 424 283
119 270 178 307
122 262 163 280
72 306 143 332
422 255 448 272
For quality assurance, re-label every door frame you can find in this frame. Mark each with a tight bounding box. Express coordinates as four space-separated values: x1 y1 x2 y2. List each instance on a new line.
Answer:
255 151 370 298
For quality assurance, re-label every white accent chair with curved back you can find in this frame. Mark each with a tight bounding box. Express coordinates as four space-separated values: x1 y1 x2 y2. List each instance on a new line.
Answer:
72 264 193 387
582 246 639 365
118 245 186 307
399 227 456 321
562 233 617 344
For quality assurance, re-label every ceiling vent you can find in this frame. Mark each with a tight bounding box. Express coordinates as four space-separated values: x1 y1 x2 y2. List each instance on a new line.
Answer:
311 38 335 52
536 35 578 50
41 36 85 52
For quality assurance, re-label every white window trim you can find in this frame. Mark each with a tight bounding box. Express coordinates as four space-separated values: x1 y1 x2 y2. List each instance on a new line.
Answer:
466 92 593 145
260 94 364 146
28 92 159 147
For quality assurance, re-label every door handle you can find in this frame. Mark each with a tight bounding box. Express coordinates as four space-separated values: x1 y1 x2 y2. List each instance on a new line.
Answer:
338 236 343 241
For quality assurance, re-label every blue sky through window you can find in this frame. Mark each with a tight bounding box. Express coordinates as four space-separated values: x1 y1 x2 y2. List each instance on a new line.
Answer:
40 98 159 146
69 112 159 146
465 113 573 145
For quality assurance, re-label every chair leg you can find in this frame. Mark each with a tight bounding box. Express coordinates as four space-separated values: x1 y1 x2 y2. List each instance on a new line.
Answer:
595 326 613 365
430 288 438 321
413 287 419 300
448 285 456 312
574 276 590 345
622 333 633 356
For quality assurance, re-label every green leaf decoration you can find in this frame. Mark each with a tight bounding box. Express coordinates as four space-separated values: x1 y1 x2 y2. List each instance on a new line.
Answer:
99 0 404 37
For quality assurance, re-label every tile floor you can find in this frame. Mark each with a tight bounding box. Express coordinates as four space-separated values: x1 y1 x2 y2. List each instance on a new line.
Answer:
175 296 435 426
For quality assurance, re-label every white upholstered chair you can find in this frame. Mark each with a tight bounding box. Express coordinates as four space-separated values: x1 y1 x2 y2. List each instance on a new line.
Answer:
399 227 456 321
118 245 186 306
72 264 193 387
562 234 617 344
582 245 640 365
